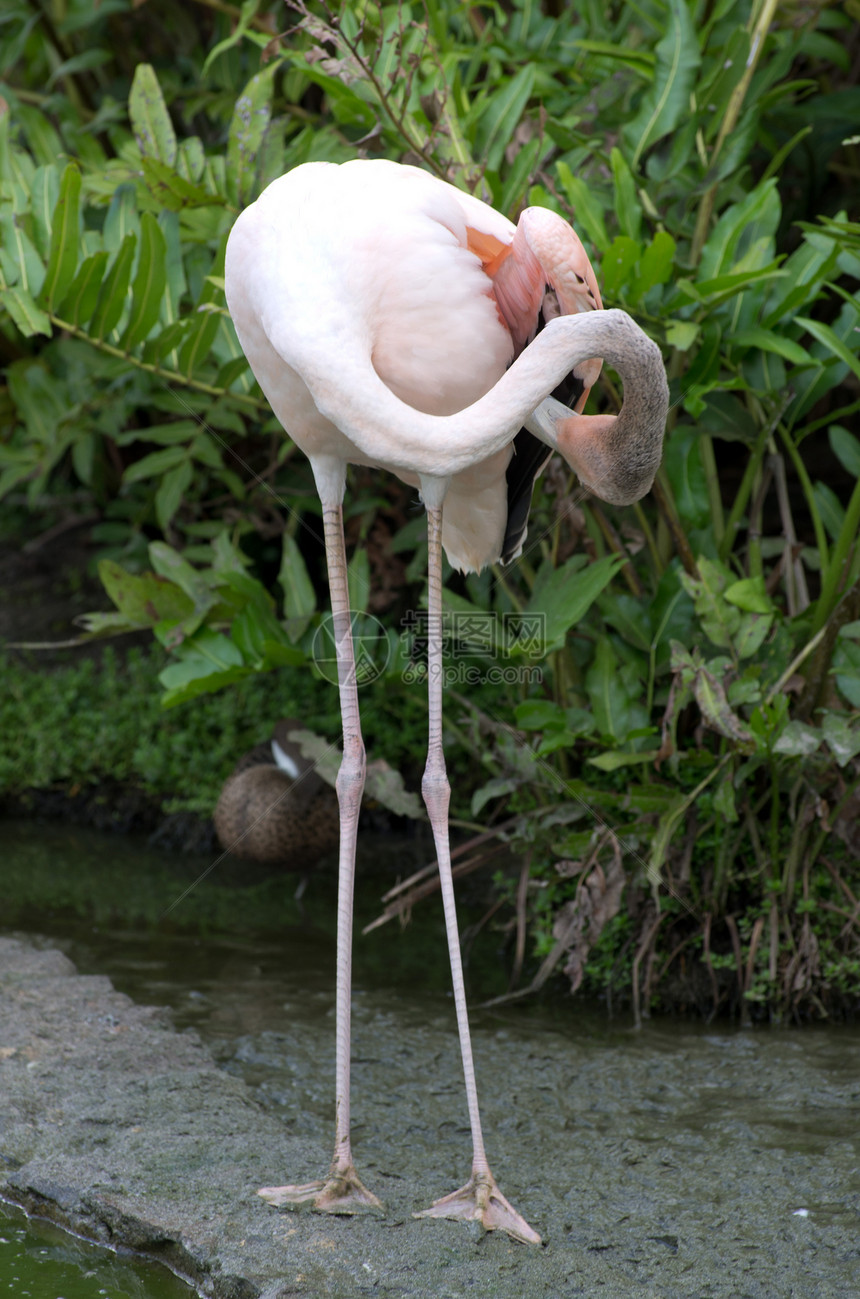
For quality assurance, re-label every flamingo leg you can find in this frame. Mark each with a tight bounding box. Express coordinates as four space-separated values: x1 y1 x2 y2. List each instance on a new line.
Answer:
259 499 381 1216
414 500 541 1246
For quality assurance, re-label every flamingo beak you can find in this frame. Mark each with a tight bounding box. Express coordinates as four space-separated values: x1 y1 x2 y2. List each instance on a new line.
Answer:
526 399 628 503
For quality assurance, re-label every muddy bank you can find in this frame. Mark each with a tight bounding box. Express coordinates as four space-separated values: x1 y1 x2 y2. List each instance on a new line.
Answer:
1 934 859 1298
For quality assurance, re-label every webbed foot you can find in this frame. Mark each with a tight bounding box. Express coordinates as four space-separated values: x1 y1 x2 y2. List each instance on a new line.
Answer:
415 1169 541 1245
259 1165 382 1215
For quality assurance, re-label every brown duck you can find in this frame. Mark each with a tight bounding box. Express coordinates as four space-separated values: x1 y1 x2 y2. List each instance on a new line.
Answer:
213 719 338 869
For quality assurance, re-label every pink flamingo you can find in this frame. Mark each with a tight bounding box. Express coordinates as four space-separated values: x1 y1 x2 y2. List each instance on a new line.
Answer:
225 159 668 1246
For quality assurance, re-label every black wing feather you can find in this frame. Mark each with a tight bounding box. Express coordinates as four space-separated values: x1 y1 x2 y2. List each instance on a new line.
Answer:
500 294 586 565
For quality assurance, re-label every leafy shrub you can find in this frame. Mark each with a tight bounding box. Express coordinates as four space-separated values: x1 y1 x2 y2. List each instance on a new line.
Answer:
1 0 859 1017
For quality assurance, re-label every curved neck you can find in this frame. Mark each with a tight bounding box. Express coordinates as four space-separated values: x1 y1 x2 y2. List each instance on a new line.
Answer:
277 308 667 486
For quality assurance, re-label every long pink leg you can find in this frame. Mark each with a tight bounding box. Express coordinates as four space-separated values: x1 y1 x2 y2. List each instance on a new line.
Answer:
414 498 541 1246
259 497 381 1214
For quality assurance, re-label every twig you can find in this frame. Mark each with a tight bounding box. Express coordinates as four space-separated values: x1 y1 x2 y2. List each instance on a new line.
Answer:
377 817 519 904
363 841 509 933
743 915 765 998
21 511 100 555
632 910 664 1030
770 450 809 614
651 473 699 577
724 914 749 1025
703 913 721 1020
51 315 267 412
589 503 644 597
509 851 532 991
690 0 780 264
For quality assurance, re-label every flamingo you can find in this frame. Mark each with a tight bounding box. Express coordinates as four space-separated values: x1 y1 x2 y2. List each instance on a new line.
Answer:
224 158 668 1246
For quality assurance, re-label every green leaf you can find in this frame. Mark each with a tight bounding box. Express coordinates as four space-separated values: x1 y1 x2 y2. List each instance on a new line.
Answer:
813 481 845 542
0 287 51 337
834 637 860 708
71 431 95 485
141 157 216 210
123 446 189 484
610 147 641 242
149 541 217 638
120 212 167 349
572 40 654 74
679 263 786 302
664 426 709 528
646 792 688 888
666 320 699 351
279 534 316 642
797 315 860 387
599 591 651 652
158 628 247 708
524 553 623 652
155 459 193 531
103 183 140 254
585 636 637 741
56 251 109 326
699 179 781 280
231 598 291 666
38 162 81 311
143 320 189 365
30 164 60 259
734 612 773 660
731 327 814 367
298 67 375 131
698 28 750 142
48 47 112 85
682 318 721 398
497 136 542 216
556 161 609 253
227 66 276 207
472 777 519 817
692 664 756 750
829 425 860 477
364 760 424 821
679 556 739 649
773 721 821 758
473 63 536 173
723 576 774 614
90 233 136 341
820 713 860 767
588 749 658 771
789 299 860 426
634 230 676 298
601 236 641 300
202 0 261 77
762 227 839 331
177 307 220 377
98 559 194 629
713 772 738 823
623 0 701 169
514 699 565 730
0 209 46 298
129 63 177 165
348 547 371 614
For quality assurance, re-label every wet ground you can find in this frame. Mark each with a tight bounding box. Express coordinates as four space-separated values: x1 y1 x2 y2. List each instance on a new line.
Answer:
1 821 859 1297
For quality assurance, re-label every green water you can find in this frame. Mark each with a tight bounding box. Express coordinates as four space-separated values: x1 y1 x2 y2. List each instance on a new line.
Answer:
0 1201 194 1298
2 819 859 1298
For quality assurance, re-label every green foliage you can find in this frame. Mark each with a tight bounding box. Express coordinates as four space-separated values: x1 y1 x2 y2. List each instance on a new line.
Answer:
0 644 434 815
1 0 859 1017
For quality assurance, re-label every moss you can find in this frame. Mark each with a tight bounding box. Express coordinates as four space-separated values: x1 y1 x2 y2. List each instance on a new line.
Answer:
0 645 437 815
